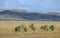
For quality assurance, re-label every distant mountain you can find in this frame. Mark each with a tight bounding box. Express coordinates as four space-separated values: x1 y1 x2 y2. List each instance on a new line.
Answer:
0 9 60 21
47 12 60 16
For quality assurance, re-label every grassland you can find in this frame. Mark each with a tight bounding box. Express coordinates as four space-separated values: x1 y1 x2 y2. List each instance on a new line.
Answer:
0 21 60 38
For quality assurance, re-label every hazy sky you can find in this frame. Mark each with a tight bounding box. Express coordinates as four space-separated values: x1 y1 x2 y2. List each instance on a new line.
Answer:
0 0 60 12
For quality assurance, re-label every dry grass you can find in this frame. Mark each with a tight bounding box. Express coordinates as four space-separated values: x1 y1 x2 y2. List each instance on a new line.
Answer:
0 21 60 38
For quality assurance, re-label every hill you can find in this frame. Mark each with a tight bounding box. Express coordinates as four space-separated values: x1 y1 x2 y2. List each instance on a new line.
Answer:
0 9 60 21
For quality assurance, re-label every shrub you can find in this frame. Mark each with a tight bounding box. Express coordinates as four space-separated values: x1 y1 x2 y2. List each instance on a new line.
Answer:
49 25 55 31
40 25 48 31
29 24 35 32
40 26 44 29
15 26 21 32
15 27 18 32
24 26 27 32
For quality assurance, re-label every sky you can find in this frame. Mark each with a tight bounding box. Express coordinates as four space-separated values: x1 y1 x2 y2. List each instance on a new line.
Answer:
0 0 60 13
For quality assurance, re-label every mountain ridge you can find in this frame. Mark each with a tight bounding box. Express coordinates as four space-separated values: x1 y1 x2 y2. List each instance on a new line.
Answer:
0 9 60 21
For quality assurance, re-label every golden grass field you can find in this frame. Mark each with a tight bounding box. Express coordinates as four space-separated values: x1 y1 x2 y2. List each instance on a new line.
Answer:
0 21 60 38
